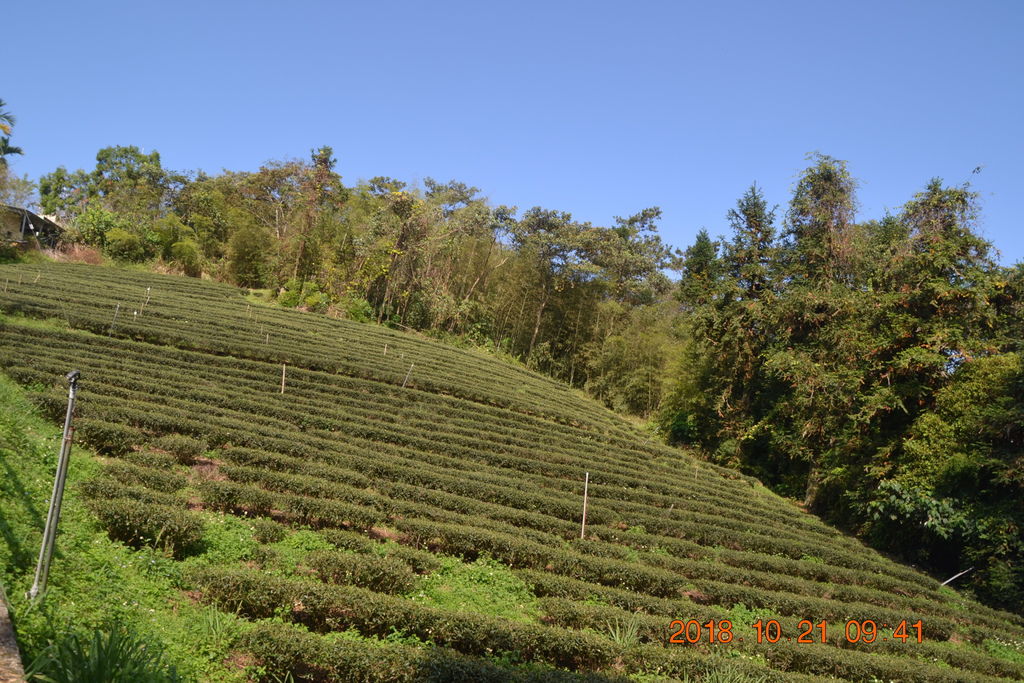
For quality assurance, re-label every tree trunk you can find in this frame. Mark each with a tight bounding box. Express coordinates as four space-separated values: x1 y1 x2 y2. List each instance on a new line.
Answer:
527 291 549 358
804 464 822 510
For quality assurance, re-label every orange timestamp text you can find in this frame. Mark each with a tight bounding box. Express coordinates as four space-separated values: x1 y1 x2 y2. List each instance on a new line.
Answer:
668 619 924 644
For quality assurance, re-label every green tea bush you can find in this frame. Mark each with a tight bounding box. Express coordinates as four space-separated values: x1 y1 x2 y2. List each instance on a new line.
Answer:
75 418 143 456
242 621 608 682
88 497 203 558
105 460 186 493
307 550 416 594
150 433 208 465
196 479 273 516
252 517 287 544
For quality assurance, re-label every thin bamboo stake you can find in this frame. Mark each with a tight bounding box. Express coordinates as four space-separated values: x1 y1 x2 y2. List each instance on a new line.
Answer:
580 472 590 539
941 567 974 586
110 303 120 332
402 363 414 388
383 343 388 356
280 363 287 394
140 287 152 315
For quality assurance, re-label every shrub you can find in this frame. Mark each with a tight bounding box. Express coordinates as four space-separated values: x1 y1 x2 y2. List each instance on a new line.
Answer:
307 550 416 594
150 433 208 465
104 228 147 263
76 418 142 456
105 460 186 493
88 497 203 558
169 239 203 277
196 480 273 517
252 517 287 544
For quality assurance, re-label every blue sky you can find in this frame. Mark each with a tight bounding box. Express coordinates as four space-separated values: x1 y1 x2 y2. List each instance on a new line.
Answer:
4 0 1022 264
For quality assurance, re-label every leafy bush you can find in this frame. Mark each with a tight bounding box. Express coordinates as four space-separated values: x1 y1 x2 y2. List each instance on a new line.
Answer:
75 418 143 456
252 517 287 544
150 433 208 465
104 227 148 263
88 497 203 558
169 239 203 277
104 460 186 493
307 550 416 594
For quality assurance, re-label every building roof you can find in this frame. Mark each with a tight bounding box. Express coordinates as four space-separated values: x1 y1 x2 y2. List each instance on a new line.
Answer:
1 204 64 247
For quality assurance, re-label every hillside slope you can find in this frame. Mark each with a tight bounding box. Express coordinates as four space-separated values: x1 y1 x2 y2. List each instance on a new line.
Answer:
0 262 1022 682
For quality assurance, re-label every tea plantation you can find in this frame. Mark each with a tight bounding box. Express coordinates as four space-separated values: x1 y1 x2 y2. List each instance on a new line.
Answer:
1 262 1022 681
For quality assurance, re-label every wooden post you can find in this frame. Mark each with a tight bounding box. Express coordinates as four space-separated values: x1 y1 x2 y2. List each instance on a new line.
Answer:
280 363 287 394
383 343 388 356
33 271 40 283
402 363 414 388
580 472 590 540
266 333 270 345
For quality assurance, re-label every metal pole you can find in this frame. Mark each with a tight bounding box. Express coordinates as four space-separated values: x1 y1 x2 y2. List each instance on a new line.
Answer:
28 370 80 602
580 472 590 540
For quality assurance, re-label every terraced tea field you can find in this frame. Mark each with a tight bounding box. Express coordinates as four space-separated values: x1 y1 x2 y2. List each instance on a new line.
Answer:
1 262 1022 681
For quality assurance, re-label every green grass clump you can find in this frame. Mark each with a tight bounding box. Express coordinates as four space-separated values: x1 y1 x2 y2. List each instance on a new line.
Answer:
24 621 183 682
407 555 540 623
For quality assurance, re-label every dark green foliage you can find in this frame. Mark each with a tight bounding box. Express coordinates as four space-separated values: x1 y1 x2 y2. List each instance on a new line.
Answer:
661 160 1023 607
75 418 143 456
228 226 272 287
306 550 416 594
196 479 273 517
104 227 148 262
242 621 625 683
150 433 208 465
252 517 287 543
25 622 182 683
104 460 186 493
169 239 203 277
87 497 203 558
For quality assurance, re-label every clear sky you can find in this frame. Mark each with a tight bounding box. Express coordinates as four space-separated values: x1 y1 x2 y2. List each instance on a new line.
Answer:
4 0 1022 264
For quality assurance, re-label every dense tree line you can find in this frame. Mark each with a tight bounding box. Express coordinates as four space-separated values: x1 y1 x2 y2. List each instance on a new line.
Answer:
37 146 681 416
665 155 1022 610
28 145 1022 610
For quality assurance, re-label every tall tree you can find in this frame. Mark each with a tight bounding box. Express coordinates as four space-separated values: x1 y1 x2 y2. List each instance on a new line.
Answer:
511 208 598 358
785 153 857 282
